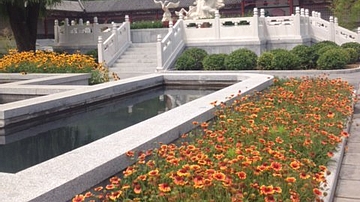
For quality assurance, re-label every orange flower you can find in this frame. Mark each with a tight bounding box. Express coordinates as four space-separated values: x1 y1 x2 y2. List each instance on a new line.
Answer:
274 186 282 194
106 184 115 190
177 168 190 177
158 183 171 192
275 137 284 144
341 131 350 138
134 184 142 194
72 195 85 202
270 162 282 172
299 172 310 179
173 175 186 186
237 171 247 180
108 191 122 200
212 171 226 181
109 176 121 185
93 186 103 192
327 111 335 118
126 150 135 157
260 185 275 195
148 169 159 177
137 175 147 181
313 188 322 196
290 161 301 170
285 177 296 183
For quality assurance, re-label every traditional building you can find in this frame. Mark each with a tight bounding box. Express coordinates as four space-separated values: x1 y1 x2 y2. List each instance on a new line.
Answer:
39 0 332 38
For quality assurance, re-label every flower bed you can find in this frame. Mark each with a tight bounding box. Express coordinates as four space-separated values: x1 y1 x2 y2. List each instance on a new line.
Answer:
0 50 109 84
73 77 354 202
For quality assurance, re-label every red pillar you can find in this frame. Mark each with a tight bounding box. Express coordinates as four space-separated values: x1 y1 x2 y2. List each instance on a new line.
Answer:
241 0 245 17
289 0 294 15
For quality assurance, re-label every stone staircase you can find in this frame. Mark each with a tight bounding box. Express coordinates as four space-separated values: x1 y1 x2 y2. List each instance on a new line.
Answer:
110 43 158 80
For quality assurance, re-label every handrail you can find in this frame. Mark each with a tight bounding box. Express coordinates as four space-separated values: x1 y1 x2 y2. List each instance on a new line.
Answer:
156 18 186 71
97 15 132 66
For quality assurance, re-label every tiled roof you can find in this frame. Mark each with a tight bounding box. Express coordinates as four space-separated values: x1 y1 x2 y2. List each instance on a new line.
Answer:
47 1 85 12
48 0 242 13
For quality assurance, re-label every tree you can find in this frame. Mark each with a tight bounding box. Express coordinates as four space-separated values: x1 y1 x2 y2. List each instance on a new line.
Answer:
0 0 60 52
332 0 360 30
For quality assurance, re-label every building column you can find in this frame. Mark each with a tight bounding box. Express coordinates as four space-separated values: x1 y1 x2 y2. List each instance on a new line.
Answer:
289 0 294 15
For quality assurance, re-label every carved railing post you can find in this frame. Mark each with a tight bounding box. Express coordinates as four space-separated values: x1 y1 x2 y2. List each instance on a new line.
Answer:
93 17 98 25
125 15 132 43
294 7 301 37
169 21 173 32
214 10 220 39
253 8 260 40
54 19 59 44
329 16 335 42
98 36 104 64
156 34 163 71
358 27 360 43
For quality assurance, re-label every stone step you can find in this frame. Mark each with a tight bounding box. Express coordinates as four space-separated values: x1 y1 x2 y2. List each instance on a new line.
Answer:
112 63 157 68
116 58 157 63
118 54 156 59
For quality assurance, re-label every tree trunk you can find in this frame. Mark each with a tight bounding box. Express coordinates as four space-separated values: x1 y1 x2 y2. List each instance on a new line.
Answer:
5 2 41 52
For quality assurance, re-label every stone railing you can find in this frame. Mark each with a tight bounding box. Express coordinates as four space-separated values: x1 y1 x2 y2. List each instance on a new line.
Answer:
156 19 186 71
54 17 114 47
97 16 131 66
55 8 360 69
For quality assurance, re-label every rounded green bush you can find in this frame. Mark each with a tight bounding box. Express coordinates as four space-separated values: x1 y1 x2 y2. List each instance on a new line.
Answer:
341 42 360 61
311 41 340 65
343 48 358 64
317 48 349 69
316 45 339 57
291 45 315 69
203 53 227 70
257 52 274 70
175 48 208 70
270 49 300 70
224 48 257 70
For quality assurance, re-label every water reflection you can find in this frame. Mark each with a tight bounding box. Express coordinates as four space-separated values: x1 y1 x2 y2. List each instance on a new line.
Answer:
0 85 220 173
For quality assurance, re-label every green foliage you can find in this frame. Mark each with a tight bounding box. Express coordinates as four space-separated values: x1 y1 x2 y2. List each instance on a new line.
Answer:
257 51 273 70
85 49 98 63
311 41 340 66
130 21 163 29
316 45 340 57
343 48 358 64
270 49 300 70
224 48 257 70
291 45 315 69
317 48 349 69
341 42 360 61
203 53 227 70
175 48 208 70
332 0 360 29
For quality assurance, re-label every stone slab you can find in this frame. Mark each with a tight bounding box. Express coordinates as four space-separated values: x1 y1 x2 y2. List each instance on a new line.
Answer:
334 197 360 202
346 143 360 153
339 164 360 181
342 153 360 165
336 180 360 199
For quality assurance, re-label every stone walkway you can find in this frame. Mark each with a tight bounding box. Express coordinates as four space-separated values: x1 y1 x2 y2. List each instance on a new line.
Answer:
334 84 360 202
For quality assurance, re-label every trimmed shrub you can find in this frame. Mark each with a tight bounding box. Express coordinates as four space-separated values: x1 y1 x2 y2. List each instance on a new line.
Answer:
270 49 300 70
224 48 257 70
130 21 163 29
316 45 339 57
175 48 208 70
203 53 227 70
343 48 358 64
341 42 360 61
291 45 315 69
311 41 340 65
257 52 273 70
317 48 349 69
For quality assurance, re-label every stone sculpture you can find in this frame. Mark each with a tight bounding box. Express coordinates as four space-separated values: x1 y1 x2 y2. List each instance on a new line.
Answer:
175 0 225 19
154 0 180 22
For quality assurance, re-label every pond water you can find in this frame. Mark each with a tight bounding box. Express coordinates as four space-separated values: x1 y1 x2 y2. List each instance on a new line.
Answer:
0 85 223 173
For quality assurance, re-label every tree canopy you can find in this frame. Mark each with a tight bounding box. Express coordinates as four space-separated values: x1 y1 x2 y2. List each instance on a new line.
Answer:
0 0 61 51
332 0 360 30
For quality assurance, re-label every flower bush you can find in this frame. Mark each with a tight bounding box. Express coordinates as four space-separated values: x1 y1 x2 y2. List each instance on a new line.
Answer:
73 77 354 202
0 50 109 84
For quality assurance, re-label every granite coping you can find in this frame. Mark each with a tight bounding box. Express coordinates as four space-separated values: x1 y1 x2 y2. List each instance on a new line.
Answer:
0 72 273 202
